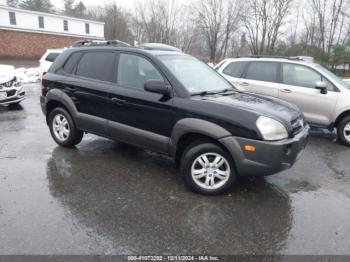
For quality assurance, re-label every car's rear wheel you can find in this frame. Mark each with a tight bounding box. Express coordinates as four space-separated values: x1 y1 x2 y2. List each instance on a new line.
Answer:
338 116 350 146
49 107 83 148
180 141 236 195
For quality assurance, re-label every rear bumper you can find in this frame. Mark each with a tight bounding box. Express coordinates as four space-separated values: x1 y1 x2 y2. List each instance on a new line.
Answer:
40 95 46 114
220 125 310 176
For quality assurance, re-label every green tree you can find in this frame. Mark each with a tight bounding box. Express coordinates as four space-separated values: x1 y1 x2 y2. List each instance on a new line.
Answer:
19 0 54 13
63 0 86 18
73 1 86 18
7 0 19 7
63 0 75 16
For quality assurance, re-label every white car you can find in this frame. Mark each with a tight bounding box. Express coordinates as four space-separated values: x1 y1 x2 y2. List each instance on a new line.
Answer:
0 65 25 106
39 49 64 76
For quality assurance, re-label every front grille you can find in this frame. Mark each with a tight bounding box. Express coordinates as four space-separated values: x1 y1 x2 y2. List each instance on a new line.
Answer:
6 90 16 97
292 116 304 136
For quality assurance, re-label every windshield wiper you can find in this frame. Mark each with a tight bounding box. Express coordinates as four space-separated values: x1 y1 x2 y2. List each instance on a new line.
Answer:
191 88 235 96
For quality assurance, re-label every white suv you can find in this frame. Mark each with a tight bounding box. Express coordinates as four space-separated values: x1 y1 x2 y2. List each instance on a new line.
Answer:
216 56 350 146
39 49 64 76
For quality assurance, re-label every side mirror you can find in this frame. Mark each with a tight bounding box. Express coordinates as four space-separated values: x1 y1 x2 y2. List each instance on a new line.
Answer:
144 80 171 95
315 81 328 94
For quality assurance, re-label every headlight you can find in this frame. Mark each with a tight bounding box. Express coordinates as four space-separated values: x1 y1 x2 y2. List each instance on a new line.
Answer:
14 80 22 87
17 85 24 93
256 116 288 141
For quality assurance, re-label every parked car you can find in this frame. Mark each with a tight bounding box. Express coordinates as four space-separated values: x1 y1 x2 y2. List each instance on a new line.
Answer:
40 41 309 195
216 56 350 146
0 65 25 106
343 79 350 86
39 48 64 76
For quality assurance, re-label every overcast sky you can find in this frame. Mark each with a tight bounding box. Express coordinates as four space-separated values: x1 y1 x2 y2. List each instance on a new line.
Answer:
0 0 145 11
55 0 144 11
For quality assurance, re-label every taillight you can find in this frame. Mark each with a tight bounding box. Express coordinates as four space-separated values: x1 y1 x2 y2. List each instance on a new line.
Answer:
40 78 44 96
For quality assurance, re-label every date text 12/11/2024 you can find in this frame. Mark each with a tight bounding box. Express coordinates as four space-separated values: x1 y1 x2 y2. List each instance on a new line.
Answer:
127 255 220 261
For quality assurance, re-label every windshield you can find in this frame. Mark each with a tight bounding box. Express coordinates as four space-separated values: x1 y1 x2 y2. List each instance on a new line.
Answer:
158 55 233 94
315 64 350 89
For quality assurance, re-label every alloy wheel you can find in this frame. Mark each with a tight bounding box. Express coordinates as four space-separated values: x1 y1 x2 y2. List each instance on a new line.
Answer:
52 114 70 142
191 153 230 190
344 122 350 143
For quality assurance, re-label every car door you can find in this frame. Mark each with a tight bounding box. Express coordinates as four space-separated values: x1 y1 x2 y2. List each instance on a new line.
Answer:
62 51 117 135
279 63 338 126
236 61 280 97
219 61 249 86
106 52 174 153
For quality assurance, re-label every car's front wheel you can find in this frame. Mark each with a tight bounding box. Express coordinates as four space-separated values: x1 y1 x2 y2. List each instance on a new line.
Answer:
180 141 236 195
49 107 83 148
338 115 350 146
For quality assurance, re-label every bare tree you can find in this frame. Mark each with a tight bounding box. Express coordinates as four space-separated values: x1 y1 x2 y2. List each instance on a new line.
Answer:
305 0 349 54
133 0 179 44
86 4 133 43
172 6 197 53
243 0 293 55
219 0 242 58
194 0 242 62
195 0 224 62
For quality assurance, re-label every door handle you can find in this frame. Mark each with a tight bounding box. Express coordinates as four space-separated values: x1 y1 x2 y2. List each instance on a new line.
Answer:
111 97 126 105
239 82 249 86
281 89 292 93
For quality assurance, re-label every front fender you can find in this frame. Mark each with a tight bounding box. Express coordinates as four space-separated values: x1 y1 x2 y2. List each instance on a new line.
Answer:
169 118 231 155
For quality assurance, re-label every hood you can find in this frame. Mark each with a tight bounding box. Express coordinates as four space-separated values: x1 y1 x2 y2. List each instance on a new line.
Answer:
0 65 15 84
198 91 301 123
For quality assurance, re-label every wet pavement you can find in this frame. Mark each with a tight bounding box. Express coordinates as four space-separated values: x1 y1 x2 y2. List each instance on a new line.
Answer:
0 84 350 255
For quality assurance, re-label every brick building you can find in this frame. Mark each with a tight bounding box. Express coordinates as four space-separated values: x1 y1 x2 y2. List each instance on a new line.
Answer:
0 5 105 60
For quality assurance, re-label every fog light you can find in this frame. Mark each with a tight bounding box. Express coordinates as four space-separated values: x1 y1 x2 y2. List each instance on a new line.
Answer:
244 145 256 152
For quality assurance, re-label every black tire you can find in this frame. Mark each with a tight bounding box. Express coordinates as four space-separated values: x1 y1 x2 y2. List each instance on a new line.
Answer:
337 115 350 146
180 141 236 195
48 107 83 148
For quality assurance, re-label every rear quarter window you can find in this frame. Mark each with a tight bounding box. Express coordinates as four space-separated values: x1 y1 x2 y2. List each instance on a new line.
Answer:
62 52 82 74
222 61 248 78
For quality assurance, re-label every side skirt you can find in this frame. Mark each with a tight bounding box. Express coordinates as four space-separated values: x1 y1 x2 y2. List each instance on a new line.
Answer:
76 113 170 155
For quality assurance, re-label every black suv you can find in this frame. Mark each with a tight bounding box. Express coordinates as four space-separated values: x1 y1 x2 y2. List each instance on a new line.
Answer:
40 41 309 195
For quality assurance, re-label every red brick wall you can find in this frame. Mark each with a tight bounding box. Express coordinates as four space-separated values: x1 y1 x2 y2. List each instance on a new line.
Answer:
0 30 84 59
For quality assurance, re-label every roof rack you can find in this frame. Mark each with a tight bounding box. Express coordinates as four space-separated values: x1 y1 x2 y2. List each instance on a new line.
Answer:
137 43 182 52
73 39 131 47
235 55 305 61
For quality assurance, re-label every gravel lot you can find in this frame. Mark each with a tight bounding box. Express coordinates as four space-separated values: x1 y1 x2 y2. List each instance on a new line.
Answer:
0 83 350 255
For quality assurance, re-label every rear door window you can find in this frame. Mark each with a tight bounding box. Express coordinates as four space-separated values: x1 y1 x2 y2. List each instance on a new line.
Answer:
46 53 60 62
244 62 279 82
76 52 116 82
222 62 248 78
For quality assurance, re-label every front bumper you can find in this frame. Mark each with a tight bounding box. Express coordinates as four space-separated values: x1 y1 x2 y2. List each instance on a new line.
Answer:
220 125 310 177
0 85 25 105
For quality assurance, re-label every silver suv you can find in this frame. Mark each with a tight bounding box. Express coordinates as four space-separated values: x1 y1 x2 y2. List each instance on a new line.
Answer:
216 57 350 146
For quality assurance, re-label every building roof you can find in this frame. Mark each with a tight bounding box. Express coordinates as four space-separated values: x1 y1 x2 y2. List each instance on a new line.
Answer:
0 5 104 25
